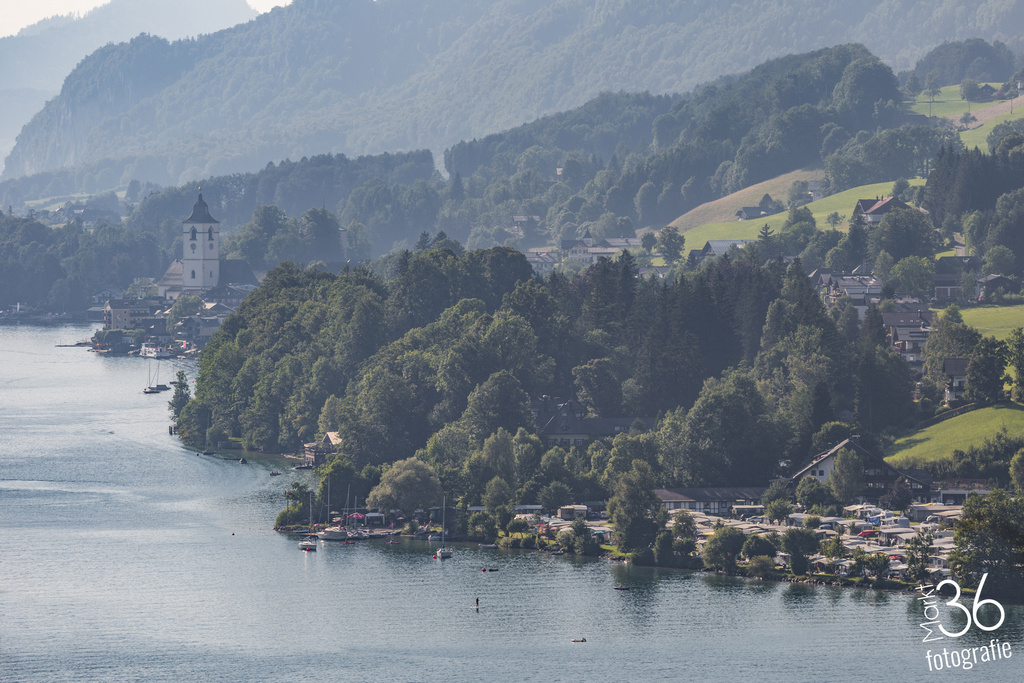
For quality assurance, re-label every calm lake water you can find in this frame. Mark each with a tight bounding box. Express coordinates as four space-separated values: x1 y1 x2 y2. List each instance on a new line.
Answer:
1 323 1022 682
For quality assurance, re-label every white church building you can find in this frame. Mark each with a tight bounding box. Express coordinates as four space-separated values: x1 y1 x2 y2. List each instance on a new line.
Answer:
158 192 257 300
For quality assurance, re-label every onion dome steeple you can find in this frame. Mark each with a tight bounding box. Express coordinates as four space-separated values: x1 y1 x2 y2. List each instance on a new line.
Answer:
184 190 219 224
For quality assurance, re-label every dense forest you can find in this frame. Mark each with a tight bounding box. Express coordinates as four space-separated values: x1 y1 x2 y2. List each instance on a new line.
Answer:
176 240 922 510
4 0 1024 193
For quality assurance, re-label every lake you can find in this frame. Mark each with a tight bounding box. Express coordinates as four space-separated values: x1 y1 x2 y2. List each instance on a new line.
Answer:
1 323 1021 681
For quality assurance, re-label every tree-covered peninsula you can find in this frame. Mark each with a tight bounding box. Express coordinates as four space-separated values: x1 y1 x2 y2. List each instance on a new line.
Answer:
176 240 916 508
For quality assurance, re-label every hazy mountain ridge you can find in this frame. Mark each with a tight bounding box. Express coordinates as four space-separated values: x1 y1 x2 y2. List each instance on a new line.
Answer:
0 0 256 169
5 0 1023 190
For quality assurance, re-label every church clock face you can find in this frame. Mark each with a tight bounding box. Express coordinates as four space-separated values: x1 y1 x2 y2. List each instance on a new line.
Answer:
190 243 197 252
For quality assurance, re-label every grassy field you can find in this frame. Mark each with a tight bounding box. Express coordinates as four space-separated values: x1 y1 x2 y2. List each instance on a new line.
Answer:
959 102 1024 150
957 304 1024 340
908 85 1004 119
885 403 1024 468
670 178 925 249
670 167 821 232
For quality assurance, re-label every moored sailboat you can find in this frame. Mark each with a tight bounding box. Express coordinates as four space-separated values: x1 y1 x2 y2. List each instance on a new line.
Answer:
435 495 452 559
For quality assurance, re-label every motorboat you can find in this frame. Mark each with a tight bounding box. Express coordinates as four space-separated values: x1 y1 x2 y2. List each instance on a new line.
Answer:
269 471 282 476
479 543 498 549
140 343 171 359
317 526 349 541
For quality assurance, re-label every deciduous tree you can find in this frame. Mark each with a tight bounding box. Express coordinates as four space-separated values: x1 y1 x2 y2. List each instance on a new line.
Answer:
703 524 746 573
827 448 865 504
610 460 664 553
366 458 442 518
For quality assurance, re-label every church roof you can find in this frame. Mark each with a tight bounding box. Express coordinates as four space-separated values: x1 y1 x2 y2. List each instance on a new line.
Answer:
184 193 219 224
158 259 184 287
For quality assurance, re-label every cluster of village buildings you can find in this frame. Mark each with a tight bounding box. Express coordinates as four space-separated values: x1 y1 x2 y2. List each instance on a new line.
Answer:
654 436 977 579
93 193 259 354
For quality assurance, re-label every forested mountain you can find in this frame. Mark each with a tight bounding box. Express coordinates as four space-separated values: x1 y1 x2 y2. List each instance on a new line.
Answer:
5 0 1023 193
108 44 948 259
0 0 255 172
2 42 952 279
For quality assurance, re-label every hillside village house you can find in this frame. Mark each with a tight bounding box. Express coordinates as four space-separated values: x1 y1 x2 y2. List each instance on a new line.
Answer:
933 255 980 300
815 271 882 316
882 308 932 370
735 207 767 221
559 230 644 267
975 273 1018 300
103 298 163 330
697 240 753 261
790 437 931 502
525 250 559 273
530 396 656 448
852 196 911 224
943 358 969 402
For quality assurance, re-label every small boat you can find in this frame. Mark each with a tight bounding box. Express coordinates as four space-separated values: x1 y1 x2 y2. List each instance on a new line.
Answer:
203 449 215 455
292 464 313 470
479 543 498 549
298 493 317 550
269 471 282 476
145 361 164 393
571 638 587 643
386 540 400 545
434 495 453 559
317 526 349 541
140 343 171 359
238 457 247 464
550 550 565 556
614 585 630 591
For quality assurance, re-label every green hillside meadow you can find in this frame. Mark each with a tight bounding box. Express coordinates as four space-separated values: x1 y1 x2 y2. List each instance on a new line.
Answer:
886 403 1024 468
908 85 1002 118
958 304 1024 341
960 101 1024 150
673 179 926 250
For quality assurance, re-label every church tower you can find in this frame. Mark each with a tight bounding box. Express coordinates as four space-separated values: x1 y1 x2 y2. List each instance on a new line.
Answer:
182 191 219 291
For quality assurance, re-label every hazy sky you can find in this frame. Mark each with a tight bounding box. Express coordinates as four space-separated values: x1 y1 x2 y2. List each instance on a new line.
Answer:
0 0 289 39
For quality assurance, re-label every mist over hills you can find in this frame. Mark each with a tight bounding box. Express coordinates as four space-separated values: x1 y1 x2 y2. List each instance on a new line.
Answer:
4 0 1024 193
0 0 256 171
